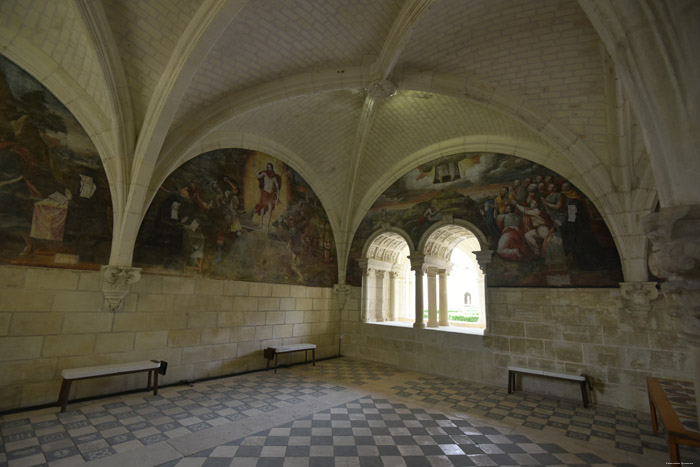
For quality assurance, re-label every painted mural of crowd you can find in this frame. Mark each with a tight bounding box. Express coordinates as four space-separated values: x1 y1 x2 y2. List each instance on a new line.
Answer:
482 174 609 270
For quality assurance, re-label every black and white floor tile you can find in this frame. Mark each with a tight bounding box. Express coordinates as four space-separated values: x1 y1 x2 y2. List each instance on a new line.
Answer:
1 357 697 466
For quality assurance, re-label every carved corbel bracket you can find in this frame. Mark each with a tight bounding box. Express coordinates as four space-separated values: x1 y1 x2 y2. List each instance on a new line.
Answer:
619 281 659 324
473 250 494 273
100 265 141 312
334 284 352 311
642 205 700 346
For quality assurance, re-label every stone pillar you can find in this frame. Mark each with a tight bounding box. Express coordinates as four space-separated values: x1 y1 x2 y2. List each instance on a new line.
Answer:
388 272 397 322
438 268 449 326
375 270 386 322
100 265 141 312
426 267 438 328
410 255 425 329
643 205 700 424
359 260 369 322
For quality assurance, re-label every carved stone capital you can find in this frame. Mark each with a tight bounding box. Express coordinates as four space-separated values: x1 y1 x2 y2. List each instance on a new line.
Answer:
366 79 396 98
408 254 425 272
100 265 141 312
619 281 658 324
642 205 700 345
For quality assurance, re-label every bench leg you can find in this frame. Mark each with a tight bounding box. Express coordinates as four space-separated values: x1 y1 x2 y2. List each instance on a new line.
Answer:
57 379 72 413
648 391 659 433
580 381 589 408
274 353 278 374
312 348 315 366
507 370 514 394
669 434 680 463
304 349 308 364
153 369 159 396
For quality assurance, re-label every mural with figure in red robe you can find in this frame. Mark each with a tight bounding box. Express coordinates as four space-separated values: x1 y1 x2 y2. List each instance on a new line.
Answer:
134 149 337 286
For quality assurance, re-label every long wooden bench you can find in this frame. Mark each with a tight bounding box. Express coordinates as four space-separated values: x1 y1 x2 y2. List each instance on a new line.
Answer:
57 360 168 412
507 366 592 407
263 344 316 373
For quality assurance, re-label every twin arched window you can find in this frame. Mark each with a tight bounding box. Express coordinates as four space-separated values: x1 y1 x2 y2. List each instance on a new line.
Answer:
360 223 489 334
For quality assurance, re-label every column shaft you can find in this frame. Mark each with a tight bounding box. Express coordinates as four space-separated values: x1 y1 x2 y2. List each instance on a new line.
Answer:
427 268 438 328
438 269 449 326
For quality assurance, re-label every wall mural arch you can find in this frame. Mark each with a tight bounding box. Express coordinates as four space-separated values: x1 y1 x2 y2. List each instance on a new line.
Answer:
348 152 623 287
134 149 338 287
0 55 112 269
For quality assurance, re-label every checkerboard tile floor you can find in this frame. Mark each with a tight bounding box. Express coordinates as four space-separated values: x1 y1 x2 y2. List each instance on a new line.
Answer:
0 372 346 465
295 358 406 385
389 374 700 462
1 357 698 466
158 396 639 467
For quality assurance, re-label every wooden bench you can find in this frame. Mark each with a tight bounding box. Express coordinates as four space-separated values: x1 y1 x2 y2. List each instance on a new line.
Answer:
647 377 700 464
263 344 316 373
57 360 168 412
507 366 592 407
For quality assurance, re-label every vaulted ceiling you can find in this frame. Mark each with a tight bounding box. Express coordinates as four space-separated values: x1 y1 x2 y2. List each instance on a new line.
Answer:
0 0 659 281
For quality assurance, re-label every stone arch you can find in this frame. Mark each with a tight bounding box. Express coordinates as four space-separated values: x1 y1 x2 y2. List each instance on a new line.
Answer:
417 217 489 255
417 223 489 334
358 225 415 324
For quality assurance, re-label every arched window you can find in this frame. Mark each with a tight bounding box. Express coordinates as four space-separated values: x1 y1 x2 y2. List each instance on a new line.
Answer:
419 225 487 334
359 232 412 324
360 223 489 335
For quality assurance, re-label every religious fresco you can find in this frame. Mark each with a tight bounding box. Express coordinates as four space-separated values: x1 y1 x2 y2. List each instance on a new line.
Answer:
0 56 112 269
348 152 623 287
134 149 337 287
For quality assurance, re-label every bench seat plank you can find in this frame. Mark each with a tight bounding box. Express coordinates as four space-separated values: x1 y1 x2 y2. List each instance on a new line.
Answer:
58 360 166 412
62 361 161 380
507 366 585 381
264 344 316 373
507 366 591 407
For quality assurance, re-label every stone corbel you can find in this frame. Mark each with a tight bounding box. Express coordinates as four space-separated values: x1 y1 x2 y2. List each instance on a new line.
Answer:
100 265 141 312
473 250 494 273
334 284 352 311
619 282 659 324
642 205 700 345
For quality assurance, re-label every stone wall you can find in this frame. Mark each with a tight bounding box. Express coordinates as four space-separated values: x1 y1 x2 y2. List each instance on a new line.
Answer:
341 286 693 412
0 266 339 411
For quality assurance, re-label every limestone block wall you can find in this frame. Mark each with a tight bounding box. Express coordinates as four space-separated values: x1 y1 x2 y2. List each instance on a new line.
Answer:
340 286 694 412
0 265 339 412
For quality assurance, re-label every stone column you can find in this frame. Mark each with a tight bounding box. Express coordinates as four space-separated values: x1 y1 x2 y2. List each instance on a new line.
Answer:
375 270 386 322
438 268 449 326
410 255 425 329
388 272 397 322
643 205 700 424
359 259 369 323
426 267 438 328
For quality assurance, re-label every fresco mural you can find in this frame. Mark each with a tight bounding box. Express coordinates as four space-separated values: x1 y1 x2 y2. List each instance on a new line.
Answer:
134 149 337 286
0 56 112 269
348 152 623 287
